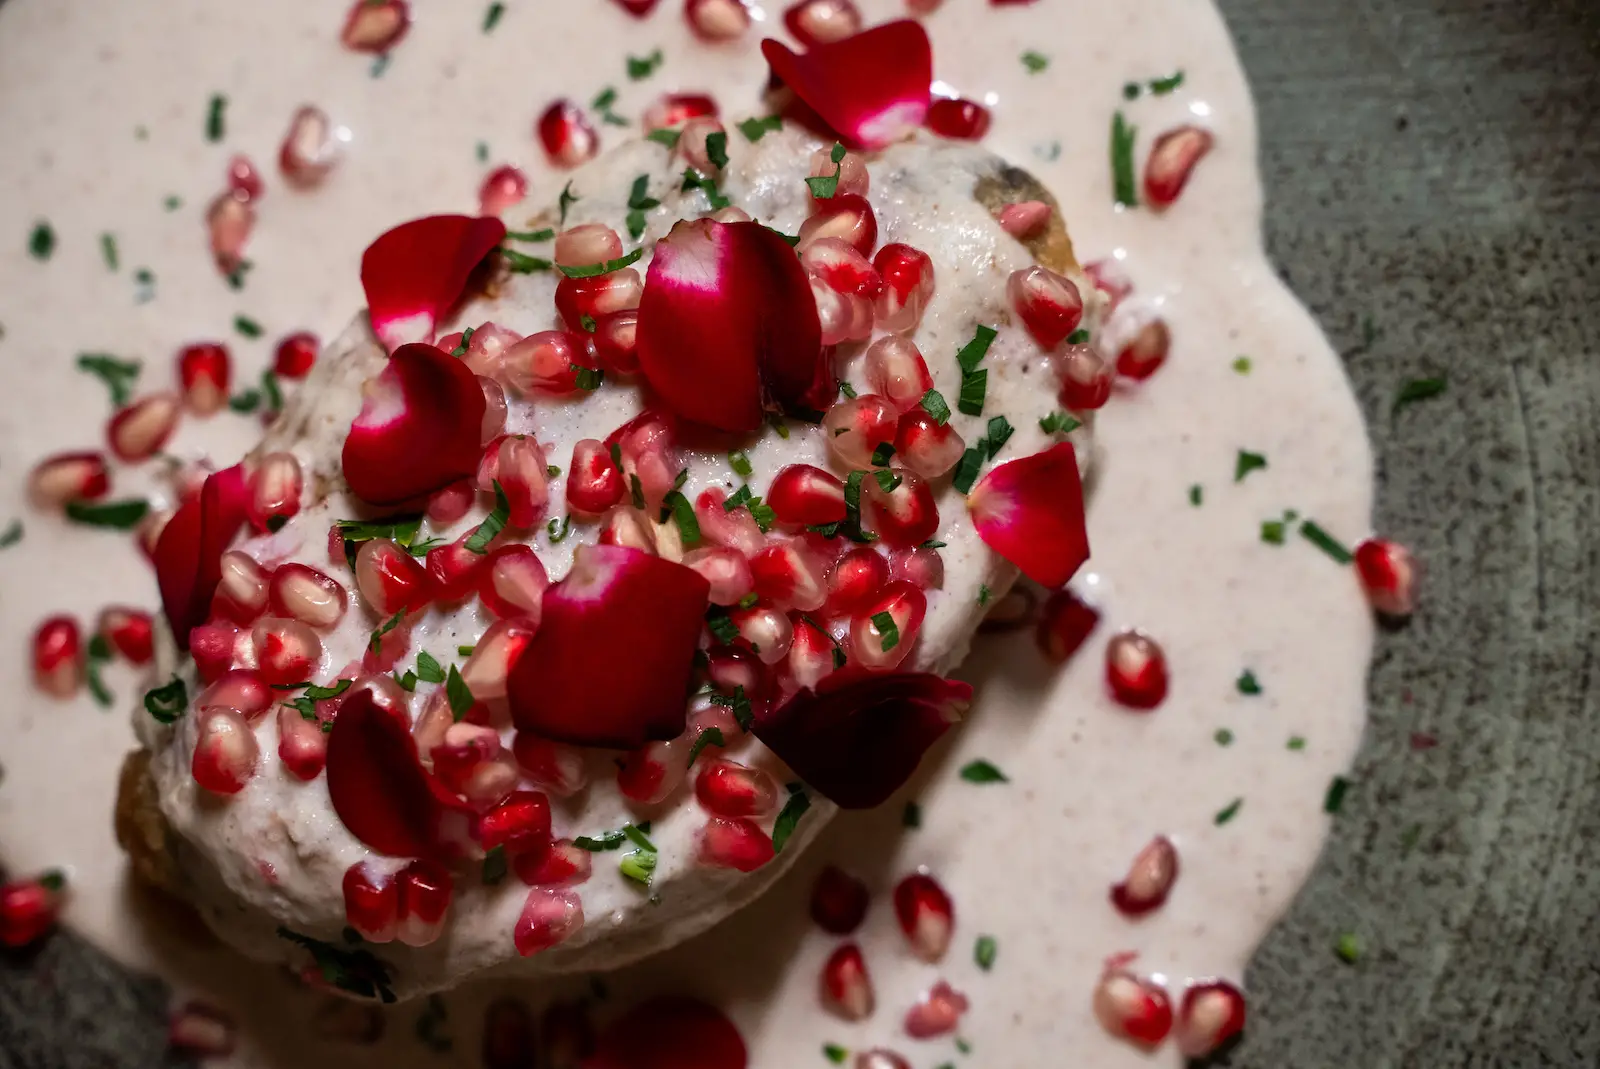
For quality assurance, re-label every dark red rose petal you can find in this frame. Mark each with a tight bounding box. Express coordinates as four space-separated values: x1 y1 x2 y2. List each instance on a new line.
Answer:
360 214 506 351
155 465 250 649
761 21 932 150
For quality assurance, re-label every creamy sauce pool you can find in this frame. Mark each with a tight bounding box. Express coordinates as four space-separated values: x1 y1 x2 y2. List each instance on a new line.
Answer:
0 0 1373 1065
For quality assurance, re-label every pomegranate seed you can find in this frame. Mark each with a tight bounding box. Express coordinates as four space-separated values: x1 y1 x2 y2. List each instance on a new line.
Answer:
785 0 863 45
477 789 553 854
1175 978 1247 1058
538 100 599 168
226 155 263 203
823 394 898 470
461 618 536 700
888 545 944 589
426 533 493 603
206 193 254 274
503 330 602 396
864 467 939 547
98 606 155 664
343 861 398 942
106 394 180 462
512 733 590 798
611 0 661 14
850 581 925 671
678 116 730 175
872 243 936 333
457 320 522 378
1111 835 1179 916
190 622 246 683
826 548 890 614
1116 317 1171 380
278 105 346 187
268 564 348 630
997 200 1051 239
27 451 110 508
808 145 870 201
696 487 764 557
515 887 583 955
355 537 436 615
1055 344 1114 410
811 275 874 347
728 603 795 665
926 97 991 139
477 435 549 528
1093 966 1173 1047
246 451 304 532
704 645 768 702
603 409 679 511
854 1052 911 1069
863 337 933 412
767 465 847 528
810 865 869 933
894 408 965 479
683 546 756 606
433 724 519 811
782 614 839 693
340 0 410 52
421 481 472 529
176 342 232 416
819 942 875 1021
803 237 884 301
617 736 690 804
1036 588 1100 663
192 707 260 794
697 816 775 871
1106 629 1168 709
277 704 328 780
31 616 83 698
555 224 624 268
396 859 453 947
0 872 65 948
903 980 969 1038
685 0 750 41
168 1002 237 1056
893 871 953 961
1083 258 1134 310
479 165 528 216
593 310 640 375
1355 538 1418 618
1144 125 1215 209
565 438 624 516
273 331 319 378
479 377 510 444
798 194 878 258
475 545 547 623
642 92 717 132
694 758 780 818
514 838 594 887
213 550 270 623
1008 266 1084 350
252 617 322 684
598 505 659 555
750 540 829 612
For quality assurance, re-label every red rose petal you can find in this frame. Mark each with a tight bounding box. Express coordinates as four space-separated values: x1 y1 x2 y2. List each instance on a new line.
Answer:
637 219 824 432
155 465 250 649
326 688 469 859
360 214 506 351
967 442 1090 588
761 21 932 150
753 671 969 809
508 544 710 749
584 997 746 1069
341 343 487 505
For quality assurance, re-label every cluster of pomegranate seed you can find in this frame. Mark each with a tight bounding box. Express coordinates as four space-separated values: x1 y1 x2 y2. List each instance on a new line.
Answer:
1093 956 1246 1058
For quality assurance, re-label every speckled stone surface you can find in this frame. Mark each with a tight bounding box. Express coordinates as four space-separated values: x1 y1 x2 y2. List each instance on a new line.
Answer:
2 0 1598 1066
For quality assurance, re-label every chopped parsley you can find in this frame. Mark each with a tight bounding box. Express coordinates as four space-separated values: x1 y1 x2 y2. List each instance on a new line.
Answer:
952 446 985 495
100 233 119 271
1287 735 1307 751
1334 931 1363 964
276 928 396 1003
1067 328 1091 345
76 353 141 406
591 86 629 127
626 173 662 240
0 520 21 549
662 490 701 547
975 935 998 971
978 584 992 606
1214 728 1235 746
680 168 731 209
706 607 740 645
627 49 664 80
1394 375 1447 412
870 441 896 467
205 93 227 142
921 388 952 425
464 481 510 554
805 142 847 198
709 685 753 730
416 651 446 684
1234 449 1267 482
65 498 150 530
1149 70 1186 95
28 221 56 261
573 364 603 391
956 325 998 416
482 1 505 32
1021 51 1049 73
645 127 681 149
687 726 725 768
368 610 404 654
446 665 475 720
1260 512 1294 545
870 610 899 652
164 195 182 211
771 783 811 853
902 801 922 828
1324 775 1351 814
738 115 783 142
823 1044 849 1065
1214 797 1244 825
1233 355 1252 374
1236 669 1262 695
1189 484 1204 506
984 415 1014 459
505 227 555 243
502 248 554 276
233 314 263 339
143 678 188 723
959 759 1008 784
559 181 580 224
556 246 643 279
1039 410 1081 434
1300 519 1354 564
705 131 729 169
1111 111 1139 208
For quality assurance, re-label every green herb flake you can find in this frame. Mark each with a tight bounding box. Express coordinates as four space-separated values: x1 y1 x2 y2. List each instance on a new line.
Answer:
1214 797 1244 825
481 845 508 886
546 515 572 543
902 801 922 828
501 249 553 279
1237 669 1262 695
1149 70 1186 95
871 610 899 652
1334 931 1363 964
1039 411 1082 434
1288 735 1307 751
395 670 418 692
921 388 952 425
771 784 811 852
1214 727 1235 746
1394 375 1447 412
415 651 446 685
838 381 858 399
984 415 1014 459
1066 328 1091 345
1233 355 1252 374
1234 449 1267 482
164 195 182 212
482 0 506 31
728 450 753 478
627 48 664 80
76 353 142 406
960 759 1008 784
65 498 150 530
133 266 156 303
573 364 604 391
680 168 732 209
556 246 644 279
0 520 21 549
958 368 988 415
368 610 404 654
233 314 264 339
464 481 511 554
952 446 985 495
823 1044 849 1065
738 115 784 142
687 727 725 768
663 489 702 547
978 584 991 606
804 142 848 198
277 927 396 1003
1260 517 1289 545
559 182 580 224
955 325 997 416
99 233 119 271
1111 111 1139 208
705 131 729 169
143 677 188 724
619 850 657 886
205 93 227 142
1122 82 1142 100
956 1039 973 1055
592 86 629 127
451 326 478 357
1324 775 1351 814
26 220 54 261
710 685 753 730
975 935 998 971
1300 519 1354 564
505 227 555 243
573 828 628 852
645 127 682 149
446 664 475 720
706 607 740 646
1021 51 1049 74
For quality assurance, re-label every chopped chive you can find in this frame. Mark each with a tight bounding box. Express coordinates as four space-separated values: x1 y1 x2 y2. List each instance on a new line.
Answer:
482 1 505 32
1260 517 1289 545
143 677 188 723
65 498 149 530
663 490 701 547
547 515 571 543
556 247 643 279
978 584 991 606
464 481 510 553
100 233 119 271
1287 735 1307 751
871 610 899 652
476 140 489 162
1300 519 1353 564
76 352 142 406
1149 70 1186 95
1214 797 1244 825
706 607 740 645
1234 449 1267 482
728 450 753 478
823 1044 849 1065
1394 375 1447 412
28 221 55 261
1111 111 1139 208
645 127 681 148
234 314 264 339
505 227 555 243
0 520 21 549
559 182 580 224
974 935 998 970
1324 775 1351 814
619 850 657 886
1236 669 1262 695
369 610 404 654
838 381 858 399
771 784 810 852
205 93 226 142
502 247 553 273
1189 484 1203 506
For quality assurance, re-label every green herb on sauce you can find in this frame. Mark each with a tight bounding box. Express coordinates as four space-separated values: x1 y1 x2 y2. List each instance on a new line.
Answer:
627 49 665 80
28 221 55 261
1334 931 1363 964
823 1044 849 1065
143 678 188 723
772 784 811 852
902 801 922 828
1149 70 1186 95
738 115 783 142
1236 669 1262 695
1234 449 1267 482
959 759 1008 784
1189 483 1204 506
100 233 119 271
645 127 681 149
205 93 227 142
1213 797 1244 825
1233 355 1252 374
592 86 629 127
0 520 21 549
686 727 725 768
482 1 505 32
1111 111 1139 207
65 498 150 530
76 353 141 406
1323 775 1351 814
1021 51 1049 74
1287 735 1307 751
955 325 997 416
975 935 998 971
1039 411 1082 434
1214 727 1235 746
446 665 475 720
1300 519 1354 564
233 314 264 339
1393 375 1447 412
805 143 848 198
559 181 580 224
922 388 952 425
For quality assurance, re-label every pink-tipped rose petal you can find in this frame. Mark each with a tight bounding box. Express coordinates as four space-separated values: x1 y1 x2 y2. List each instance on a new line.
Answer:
761 21 932 150
326 688 470 859
753 671 969 808
967 442 1089 588
360 214 506 351
154 466 250 649
637 219 824 431
508 544 710 749
341 343 487 505
586 997 747 1069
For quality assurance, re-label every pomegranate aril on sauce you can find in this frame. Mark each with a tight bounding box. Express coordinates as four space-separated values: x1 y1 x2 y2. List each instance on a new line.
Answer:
768 465 847 528
28 451 110 508
729 603 795 665
697 816 776 871
214 550 270 623
268 564 348 630
683 546 756 606
808 145 871 202
273 331 319 379
1175 978 1247 1058
461 618 536 700
1009 266 1084 350
850 581 926 671
98 606 155 664
512 734 590 799
252 617 323 685
864 337 933 412
686 0 751 41
617 736 690 804
1095 966 1174 1047
810 864 870 933
396 859 453 947
798 193 878 258
515 887 584 955
695 758 780 818
277 705 329 780
0 872 66 948
177 342 232 416
893 871 953 961
477 790 553 854
1055 344 1114 410
355 537 436 615
107 394 180 462
873 243 936 333
925 97 992 140
677 116 729 175
1355 538 1418 618
246 451 304 532
480 544 550 622
1037 588 1101 663
279 106 345 187
192 708 260 795
820 942 875 1021
32 616 83 698
340 0 411 52
207 193 254 275
904 980 970 1039
514 838 594 887
566 438 625 515
1106 629 1169 709
1111 835 1179 916
343 862 398 942
538 100 600 168
593 310 640 375
1144 125 1215 209
863 467 939 548
226 154 264 203
1116 317 1171 380
823 394 898 470
642 92 718 132
894 408 965 479
555 224 624 268
750 540 829 612
825 547 889 614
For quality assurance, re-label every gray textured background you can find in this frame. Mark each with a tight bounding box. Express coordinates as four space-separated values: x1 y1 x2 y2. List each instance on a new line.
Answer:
2 0 1598 1065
